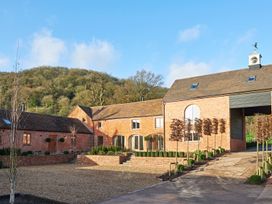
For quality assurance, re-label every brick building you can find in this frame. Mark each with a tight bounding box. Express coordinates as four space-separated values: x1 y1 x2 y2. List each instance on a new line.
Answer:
69 99 164 151
69 52 272 153
0 110 92 154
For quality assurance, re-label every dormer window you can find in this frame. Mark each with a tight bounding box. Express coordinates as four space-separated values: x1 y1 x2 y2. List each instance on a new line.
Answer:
248 76 256 82
190 83 199 90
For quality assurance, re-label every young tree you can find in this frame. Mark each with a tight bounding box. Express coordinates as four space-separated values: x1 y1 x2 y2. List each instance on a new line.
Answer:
203 118 212 158
194 118 203 153
255 114 263 173
185 119 192 165
212 118 219 154
170 119 185 165
219 118 226 148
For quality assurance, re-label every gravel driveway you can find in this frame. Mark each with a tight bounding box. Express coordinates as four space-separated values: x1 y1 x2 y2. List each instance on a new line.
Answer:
100 152 268 204
0 164 162 204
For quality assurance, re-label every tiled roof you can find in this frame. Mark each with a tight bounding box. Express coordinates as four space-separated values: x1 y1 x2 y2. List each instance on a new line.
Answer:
79 99 163 120
164 64 272 102
0 110 92 134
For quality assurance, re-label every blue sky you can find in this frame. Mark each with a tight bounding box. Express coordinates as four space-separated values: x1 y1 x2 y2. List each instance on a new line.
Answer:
0 0 272 86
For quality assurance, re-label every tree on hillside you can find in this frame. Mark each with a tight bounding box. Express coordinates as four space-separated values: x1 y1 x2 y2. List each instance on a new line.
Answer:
212 118 219 153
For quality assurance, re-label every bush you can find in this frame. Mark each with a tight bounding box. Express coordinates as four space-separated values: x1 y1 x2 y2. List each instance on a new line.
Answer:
178 152 185 157
107 151 115 155
135 152 140 157
142 152 147 157
21 151 33 156
155 152 159 157
44 151 50 155
159 151 163 157
247 175 263 185
168 151 174 157
0 148 21 156
151 152 156 157
98 150 105 155
208 151 214 158
188 159 195 166
58 138 65 142
45 138 51 143
0 161 3 169
176 164 185 173
163 152 168 157
63 150 69 154
147 152 152 157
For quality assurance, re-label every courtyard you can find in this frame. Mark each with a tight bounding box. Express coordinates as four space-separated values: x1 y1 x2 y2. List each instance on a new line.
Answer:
0 163 163 204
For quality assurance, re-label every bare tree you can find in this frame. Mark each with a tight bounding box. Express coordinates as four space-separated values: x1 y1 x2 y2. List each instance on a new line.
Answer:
69 125 78 158
169 119 185 165
9 46 23 204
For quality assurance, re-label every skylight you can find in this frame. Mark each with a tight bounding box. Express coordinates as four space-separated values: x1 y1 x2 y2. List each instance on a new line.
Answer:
3 119 11 125
190 83 199 90
248 76 256 82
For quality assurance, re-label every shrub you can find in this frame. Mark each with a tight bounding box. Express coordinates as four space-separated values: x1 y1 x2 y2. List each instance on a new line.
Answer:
63 150 69 154
151 152 156 157
0 160 3 169
163 152 168 157
168 151 174 157
45 138 51 143
142 152 147 157
178 152 185 157
44 151 50 155
155 152 159 157
135 152 140 157
147 152 152 157
58 138 65 143
159 151 163 157
176 164 185 173
208 151 214 158
247 175 263 185
21 151 33 156
107 151 115 155
188 159 195 167
98 150 105 155
0 148 21 156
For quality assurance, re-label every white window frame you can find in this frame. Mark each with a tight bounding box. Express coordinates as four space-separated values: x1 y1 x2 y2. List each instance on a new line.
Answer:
184 104 200 142
155 117 163 129
131 119 140 129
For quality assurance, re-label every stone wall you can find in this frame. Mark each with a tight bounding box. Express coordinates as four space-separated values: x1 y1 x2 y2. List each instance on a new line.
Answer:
77 155 128 166
0 154 74 167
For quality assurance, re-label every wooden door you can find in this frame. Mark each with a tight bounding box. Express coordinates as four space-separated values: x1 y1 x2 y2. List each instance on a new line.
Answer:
48 135 57 153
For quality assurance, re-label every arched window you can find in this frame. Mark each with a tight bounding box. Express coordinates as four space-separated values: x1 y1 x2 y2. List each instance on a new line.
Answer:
184 105 200 141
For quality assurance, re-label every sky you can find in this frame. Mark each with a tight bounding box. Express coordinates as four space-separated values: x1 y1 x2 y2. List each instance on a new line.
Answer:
0 0 272 87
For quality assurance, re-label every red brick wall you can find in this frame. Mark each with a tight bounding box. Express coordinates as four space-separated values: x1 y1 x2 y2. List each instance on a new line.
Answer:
164 96 231 152
0 154 74 167
0 129 92 153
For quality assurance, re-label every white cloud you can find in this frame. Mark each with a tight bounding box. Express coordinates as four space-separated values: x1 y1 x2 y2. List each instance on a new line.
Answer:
0 56 10 68
71 39 117 69
178 25 202 43
25 29 66 67
166 61 212 87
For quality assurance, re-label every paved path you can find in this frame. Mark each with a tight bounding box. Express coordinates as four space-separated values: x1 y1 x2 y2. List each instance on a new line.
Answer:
100 152 270 204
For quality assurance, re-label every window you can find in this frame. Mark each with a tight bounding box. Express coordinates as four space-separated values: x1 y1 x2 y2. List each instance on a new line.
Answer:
248 75 256 82
155 117 163 128
97 136 103 146
184 105 200 141
131 135 143 151
113 135 125 149
23 133 31 145
98 122 102 128
190 83 199 90
132 119 140 129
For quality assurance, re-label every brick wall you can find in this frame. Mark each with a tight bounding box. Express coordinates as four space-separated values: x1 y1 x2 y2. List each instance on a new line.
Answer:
164 96 231 152
0 129 92 154
0 154 74 167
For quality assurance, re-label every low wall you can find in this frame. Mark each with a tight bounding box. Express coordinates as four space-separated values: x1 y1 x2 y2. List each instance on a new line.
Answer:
0 154 74 167
129 156 186 167
77 155 127 166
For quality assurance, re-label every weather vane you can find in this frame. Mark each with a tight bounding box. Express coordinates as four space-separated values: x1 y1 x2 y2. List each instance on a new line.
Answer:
253 42 258 51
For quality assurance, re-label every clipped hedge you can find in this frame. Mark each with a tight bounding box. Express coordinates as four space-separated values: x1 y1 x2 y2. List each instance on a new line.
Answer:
135 151 185 158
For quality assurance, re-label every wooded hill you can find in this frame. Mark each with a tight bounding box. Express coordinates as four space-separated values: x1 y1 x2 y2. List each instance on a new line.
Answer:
0 67 167 116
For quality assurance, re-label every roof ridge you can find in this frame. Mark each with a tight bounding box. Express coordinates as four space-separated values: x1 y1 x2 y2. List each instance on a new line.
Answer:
90 98 162 109
173 64 272 83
